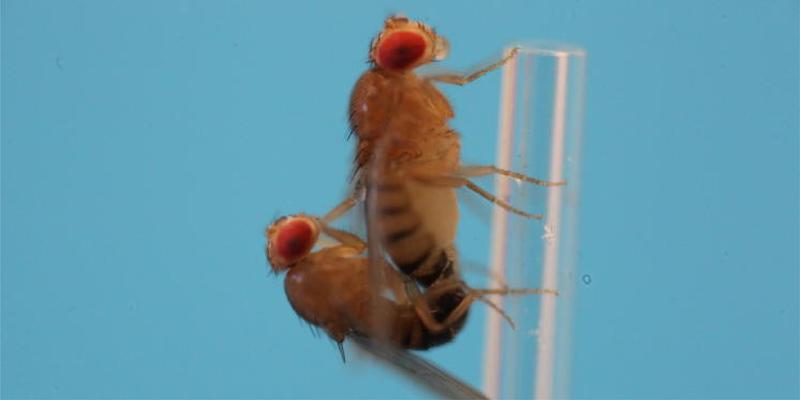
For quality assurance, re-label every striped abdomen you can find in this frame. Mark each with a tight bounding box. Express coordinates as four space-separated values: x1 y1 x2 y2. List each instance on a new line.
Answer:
366 175 458 287
388 284 470 350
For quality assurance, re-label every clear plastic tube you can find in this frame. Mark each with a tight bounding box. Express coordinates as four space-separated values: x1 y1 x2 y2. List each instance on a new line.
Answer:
482 44 586 400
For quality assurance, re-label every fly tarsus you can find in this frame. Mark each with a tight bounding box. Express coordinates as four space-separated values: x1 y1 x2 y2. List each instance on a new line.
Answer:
457 164 566 187
424 47 519 86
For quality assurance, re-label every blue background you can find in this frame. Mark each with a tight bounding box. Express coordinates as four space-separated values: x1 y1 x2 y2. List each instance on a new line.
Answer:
2 0 797 398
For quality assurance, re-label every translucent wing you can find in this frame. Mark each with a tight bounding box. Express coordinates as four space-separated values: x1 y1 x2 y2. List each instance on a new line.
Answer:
351 335 489 400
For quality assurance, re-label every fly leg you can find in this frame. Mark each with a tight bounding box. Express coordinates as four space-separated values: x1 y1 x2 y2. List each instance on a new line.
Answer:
404 279 554 334
404 279 513 332
432 283 558 331
318 223 367 254
462 180 543 219
457 259 510 290
467 287 559 331
402 279 469 335
315 189 366 252
470 287 559 297
321 188 362 224
457 165 566 187
423 47 519 86
409 171 544 220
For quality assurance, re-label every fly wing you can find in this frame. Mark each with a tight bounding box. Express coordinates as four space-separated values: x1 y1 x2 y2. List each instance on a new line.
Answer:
350 335 489 400
364 150 395 341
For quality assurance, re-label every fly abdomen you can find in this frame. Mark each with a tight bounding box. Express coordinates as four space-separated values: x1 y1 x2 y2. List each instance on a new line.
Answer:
368 177 457 287
411 251 455 287
397 283 470 350
369 179 435 277
391 306 457 350
423 283 469 348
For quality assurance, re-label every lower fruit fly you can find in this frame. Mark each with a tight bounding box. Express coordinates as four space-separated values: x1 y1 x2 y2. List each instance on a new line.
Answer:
265 214 556 356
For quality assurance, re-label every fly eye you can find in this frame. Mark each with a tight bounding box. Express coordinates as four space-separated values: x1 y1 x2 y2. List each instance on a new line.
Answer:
267 216 318 271
376 30 429 71
276 219 315 261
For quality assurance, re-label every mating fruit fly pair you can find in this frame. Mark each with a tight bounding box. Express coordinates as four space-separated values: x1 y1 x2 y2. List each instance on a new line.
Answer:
265 16 563 358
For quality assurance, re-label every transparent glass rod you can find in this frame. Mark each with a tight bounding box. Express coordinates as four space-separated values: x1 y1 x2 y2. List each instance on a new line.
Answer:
482 44 586 400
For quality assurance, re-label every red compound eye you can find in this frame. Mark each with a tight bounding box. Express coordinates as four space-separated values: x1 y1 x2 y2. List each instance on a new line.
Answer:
377 30 428 71
275 219 314 262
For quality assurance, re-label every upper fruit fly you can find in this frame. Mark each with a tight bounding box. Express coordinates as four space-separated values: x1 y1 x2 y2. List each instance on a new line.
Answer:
265 214 555 359
323 15 565 290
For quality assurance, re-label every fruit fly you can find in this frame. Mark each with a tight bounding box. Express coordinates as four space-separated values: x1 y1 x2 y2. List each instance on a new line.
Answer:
265 214 555 356
323 15 565 289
